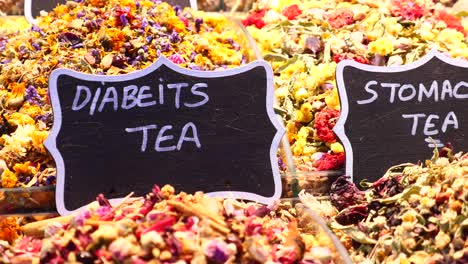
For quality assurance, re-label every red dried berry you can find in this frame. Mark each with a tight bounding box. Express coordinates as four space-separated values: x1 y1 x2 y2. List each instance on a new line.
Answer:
390 0 427 20
317 153 345 171
314 108 340 143
327 8 354 29
333 53 369 64
281 4 302 20
436 10 466 36
242 9 268 29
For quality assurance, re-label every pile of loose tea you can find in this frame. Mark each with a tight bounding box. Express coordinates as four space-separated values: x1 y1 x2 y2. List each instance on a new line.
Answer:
244 0 468 171
1 185 347 263
0 0 251 241
0 0 250 190
301 148 468 264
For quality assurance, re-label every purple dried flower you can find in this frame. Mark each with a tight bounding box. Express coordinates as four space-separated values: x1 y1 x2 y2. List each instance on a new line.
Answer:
227 38 240 50
0 38 7 52
31 42 41 51
145 36 153 44
25 85 42 105
45 175 56 185
0 59 12 65
36 113 52 123
160 42 172 52
170 31 181 43
58 32 82 46
278 156 287 171
195 18 203 32
84 20 98 31
152 22 161 29
141 18 149 29
31 25 46 36
204 240 230 264
74 210 91 226
120 14 129 26
173 5 182 16
18 175 31 183
18 46 28 59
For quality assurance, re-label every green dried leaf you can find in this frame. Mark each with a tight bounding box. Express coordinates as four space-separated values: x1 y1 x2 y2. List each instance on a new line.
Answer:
360 179 373 189
276 55 299 73
379 185 421 204
399 20 415 27
455 217 468 237
331 222 378 244
263 53 289 62
455 11 468 18
274 107 287 116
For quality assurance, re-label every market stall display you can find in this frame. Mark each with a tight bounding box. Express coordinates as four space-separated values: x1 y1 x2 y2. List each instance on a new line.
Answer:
1 185 351 263
0 0 259 241
0 0 252 191
0 16 29 35
243 0 468 172
300 150 468 264
0 0 467 263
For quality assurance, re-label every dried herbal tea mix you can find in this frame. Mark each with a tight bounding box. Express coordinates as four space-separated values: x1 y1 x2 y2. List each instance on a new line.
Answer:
1 185 346 264
0 16 29 36
0 0 249 191
301 149 468 264
0 0 251 241
244 0 468 172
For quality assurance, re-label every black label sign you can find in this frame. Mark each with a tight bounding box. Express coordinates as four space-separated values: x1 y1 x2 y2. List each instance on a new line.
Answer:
46 58 283 215
25 0 66 24
25 0 194 24
335 50 467 184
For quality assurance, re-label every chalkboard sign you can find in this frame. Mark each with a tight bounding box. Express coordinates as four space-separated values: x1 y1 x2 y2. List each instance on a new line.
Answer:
335 50 467 184
45 57 283 215
25 0 196 24
24 0 65 24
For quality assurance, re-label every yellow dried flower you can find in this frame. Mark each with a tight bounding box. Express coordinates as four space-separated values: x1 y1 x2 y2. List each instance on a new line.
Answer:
330 142 344 153
368 37 394 56
401 210 416 223
4 112 35 126
437 28 465 45
1 168 17 188
13 161 39 176
0 217 20 242
325 88 340 111
8 82 26 98
293 137 307 155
